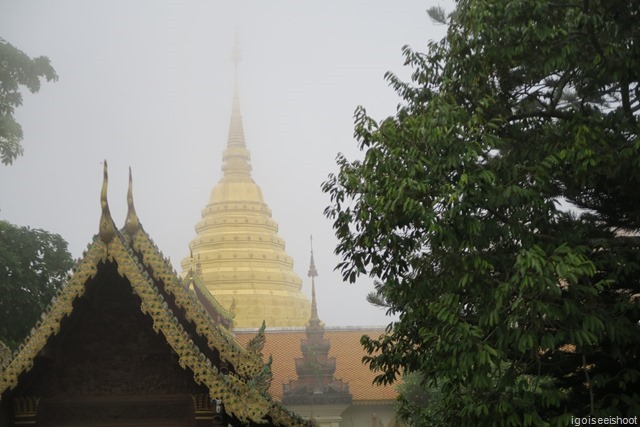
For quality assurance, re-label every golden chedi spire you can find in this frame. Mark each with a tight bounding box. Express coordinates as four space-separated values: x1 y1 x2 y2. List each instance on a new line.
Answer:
181 39 311 328
308 235 320 326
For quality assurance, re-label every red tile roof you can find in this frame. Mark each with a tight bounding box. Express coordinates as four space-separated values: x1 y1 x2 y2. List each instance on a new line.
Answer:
235 327 397 402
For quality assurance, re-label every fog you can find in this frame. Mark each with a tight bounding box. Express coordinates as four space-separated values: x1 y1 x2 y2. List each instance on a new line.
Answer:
0 1 450 326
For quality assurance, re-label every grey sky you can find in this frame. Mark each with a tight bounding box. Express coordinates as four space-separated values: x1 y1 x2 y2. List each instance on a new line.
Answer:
0 1 450 326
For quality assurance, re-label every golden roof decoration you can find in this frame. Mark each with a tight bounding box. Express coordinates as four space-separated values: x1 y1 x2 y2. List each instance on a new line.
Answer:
247 320 267 355
188 267 234 325
124 167 140 236
132 231 261 377
98 160 116 243
110 163 264 378
0 341 10 367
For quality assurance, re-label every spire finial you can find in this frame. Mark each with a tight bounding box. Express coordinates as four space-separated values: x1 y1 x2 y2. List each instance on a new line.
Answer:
308 235 318 278
99 160 116 243
309 235 319 322
231 30 242 71
124 167 141 235
310 278 319 322
221 32 252 178
230 30 242 112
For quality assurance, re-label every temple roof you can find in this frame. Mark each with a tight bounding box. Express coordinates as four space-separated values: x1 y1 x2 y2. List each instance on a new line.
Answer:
0 163 312 427
235 327 397 403
181 57 311 328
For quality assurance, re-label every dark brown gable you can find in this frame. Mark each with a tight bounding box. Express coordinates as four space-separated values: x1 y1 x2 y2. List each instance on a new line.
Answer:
9 260 206 426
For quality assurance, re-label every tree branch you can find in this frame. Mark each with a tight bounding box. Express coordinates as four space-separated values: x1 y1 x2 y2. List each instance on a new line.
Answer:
588 236 640 248
507 110 574 122
550 71 574 111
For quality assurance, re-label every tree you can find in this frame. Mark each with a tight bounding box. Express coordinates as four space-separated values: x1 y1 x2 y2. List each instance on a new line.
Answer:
395 372 446 427
0 220 73 348
323 0 640 424
0 38 58 165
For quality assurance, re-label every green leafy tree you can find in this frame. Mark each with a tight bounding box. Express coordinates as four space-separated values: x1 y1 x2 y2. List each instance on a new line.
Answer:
395 372 446 427
323 0 640 424
0 38 58 165
0 220 73 348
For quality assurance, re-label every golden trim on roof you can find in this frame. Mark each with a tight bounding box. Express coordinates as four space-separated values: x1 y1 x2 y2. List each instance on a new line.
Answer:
185 265 234 323
0 240 105 391
109 235 271 421
120 167 262 378
131 231 264 379
0 234 272 423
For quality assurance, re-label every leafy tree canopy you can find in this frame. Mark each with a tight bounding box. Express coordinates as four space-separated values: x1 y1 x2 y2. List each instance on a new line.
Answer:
0 220 73 348
324 0 640 424
0 38 58 165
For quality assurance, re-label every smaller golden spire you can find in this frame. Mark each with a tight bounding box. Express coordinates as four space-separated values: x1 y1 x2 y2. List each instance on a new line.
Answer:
308 235 318 278
309 235 320 323
99 160 116 243
124 167 141 235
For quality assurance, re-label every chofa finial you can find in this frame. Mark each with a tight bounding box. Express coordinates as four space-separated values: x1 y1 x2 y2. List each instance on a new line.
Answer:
124 167 141 235
99 160 116 243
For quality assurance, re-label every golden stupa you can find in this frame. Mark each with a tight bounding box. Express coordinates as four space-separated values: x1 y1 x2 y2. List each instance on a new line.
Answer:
181 49 311 328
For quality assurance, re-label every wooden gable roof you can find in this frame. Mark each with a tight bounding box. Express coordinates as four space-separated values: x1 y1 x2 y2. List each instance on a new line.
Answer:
0 163 312 427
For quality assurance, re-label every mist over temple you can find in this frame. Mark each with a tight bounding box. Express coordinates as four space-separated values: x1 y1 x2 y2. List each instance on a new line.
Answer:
178 45 397 425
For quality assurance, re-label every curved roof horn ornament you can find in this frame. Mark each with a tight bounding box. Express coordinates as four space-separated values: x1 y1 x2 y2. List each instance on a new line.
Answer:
98 160 116 243
124 167 141 236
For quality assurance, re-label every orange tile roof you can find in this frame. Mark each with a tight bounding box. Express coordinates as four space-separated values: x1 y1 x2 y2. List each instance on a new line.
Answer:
235 327 397 403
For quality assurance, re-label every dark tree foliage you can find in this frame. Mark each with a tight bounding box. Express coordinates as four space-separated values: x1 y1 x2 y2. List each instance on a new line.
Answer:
0 220 73 348
0 38 58 165
323 0 640 424
395 372 447 427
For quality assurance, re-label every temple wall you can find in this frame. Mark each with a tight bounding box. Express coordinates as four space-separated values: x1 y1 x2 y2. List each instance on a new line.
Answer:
339 403 396 427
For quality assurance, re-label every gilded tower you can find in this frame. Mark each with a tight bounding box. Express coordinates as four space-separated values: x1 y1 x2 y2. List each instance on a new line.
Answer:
181 43 311 328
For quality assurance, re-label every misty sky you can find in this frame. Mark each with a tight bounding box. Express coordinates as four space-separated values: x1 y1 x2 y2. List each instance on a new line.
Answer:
1 1 451 327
